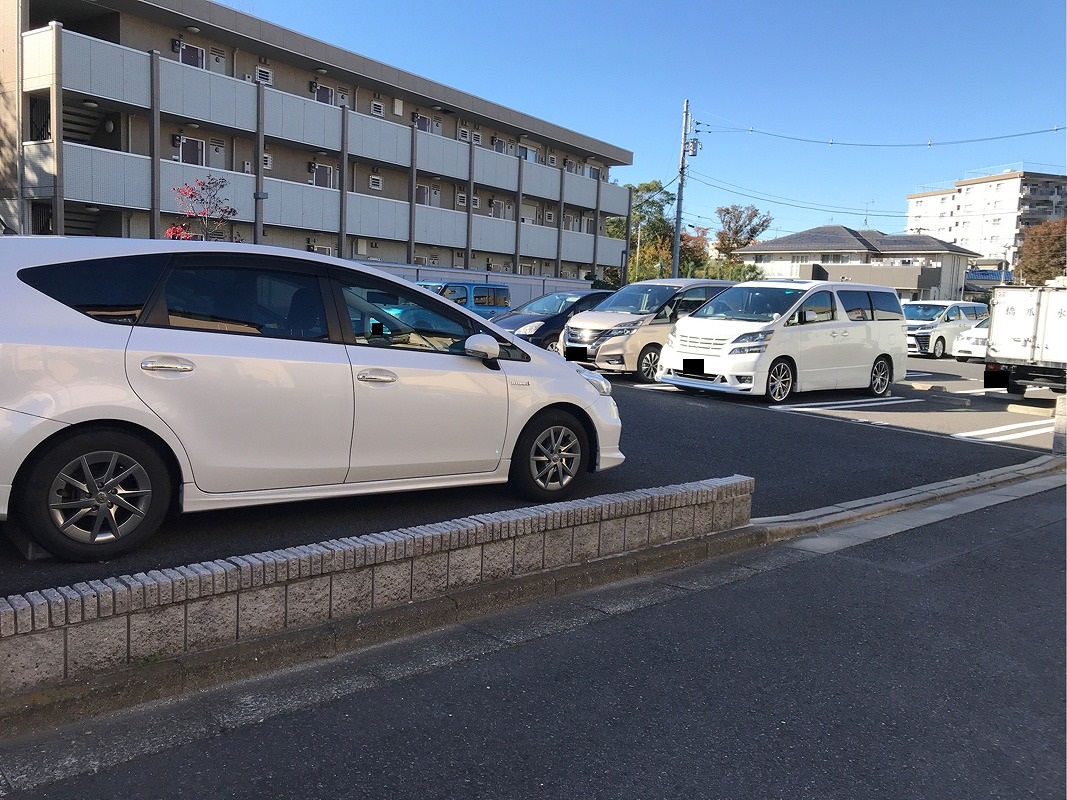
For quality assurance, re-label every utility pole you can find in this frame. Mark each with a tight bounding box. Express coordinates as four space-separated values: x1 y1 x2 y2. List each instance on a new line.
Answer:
671 99 697 279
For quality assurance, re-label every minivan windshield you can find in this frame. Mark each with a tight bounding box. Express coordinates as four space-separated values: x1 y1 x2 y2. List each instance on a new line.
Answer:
691 286 807 322
903 304 948 322
595 284 678 314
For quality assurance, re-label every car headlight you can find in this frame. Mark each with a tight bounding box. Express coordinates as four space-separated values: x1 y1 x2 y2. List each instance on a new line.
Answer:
916 325 934 332
603 322 640 338
729 330 773 356
514 320 544 336
578 367 612 396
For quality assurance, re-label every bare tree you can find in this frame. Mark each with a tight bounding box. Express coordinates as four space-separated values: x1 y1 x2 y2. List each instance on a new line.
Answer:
1015 219 1066 285
715 204 772 263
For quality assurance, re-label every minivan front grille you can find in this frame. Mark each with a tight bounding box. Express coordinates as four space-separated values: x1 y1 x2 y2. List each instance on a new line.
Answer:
676 334 730 354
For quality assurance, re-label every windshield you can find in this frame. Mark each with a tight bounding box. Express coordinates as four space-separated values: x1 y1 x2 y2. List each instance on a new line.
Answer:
691 286 806 322
595 284 678 314
513 292 583 315
903 304 948 322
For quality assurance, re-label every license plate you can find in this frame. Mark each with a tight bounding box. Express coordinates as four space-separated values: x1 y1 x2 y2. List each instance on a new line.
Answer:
565 346 588 361
683 358 705 375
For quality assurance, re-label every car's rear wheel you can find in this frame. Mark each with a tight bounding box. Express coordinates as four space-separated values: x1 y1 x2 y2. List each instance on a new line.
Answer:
509 411 588 502
765 358 795 404
16 430 172 561
636 344 661 383
932 337 946 359
1007 374 1026 396
868 356 892 397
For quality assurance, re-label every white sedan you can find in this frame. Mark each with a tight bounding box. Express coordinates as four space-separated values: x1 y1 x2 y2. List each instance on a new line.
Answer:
951 318 990 362
0 238 624 561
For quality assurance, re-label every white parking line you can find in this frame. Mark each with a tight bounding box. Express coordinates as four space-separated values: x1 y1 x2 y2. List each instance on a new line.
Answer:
773 397 924 411
953 419 1054 437
953 387 1007 395
631 384 679 391
981 426 1056 442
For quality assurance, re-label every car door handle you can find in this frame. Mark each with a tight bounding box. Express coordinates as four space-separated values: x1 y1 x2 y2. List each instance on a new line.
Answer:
356 370 398 383
140 358 194 373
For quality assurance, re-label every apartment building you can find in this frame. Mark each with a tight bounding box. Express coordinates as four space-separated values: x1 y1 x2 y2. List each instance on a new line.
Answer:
737 226 980 300
0 0 634 280
906 166 1066 268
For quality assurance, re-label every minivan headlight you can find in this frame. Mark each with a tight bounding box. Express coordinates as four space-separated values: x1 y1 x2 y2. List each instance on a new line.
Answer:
578 367 612 396
729 330 773 355
603 322 640 338
514 320 544 336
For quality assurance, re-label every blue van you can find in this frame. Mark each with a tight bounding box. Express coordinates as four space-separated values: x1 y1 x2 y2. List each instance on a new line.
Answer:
417 281 511 319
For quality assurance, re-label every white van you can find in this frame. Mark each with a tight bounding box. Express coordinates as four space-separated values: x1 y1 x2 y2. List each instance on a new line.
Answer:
657 279 908 403
902 300 988 358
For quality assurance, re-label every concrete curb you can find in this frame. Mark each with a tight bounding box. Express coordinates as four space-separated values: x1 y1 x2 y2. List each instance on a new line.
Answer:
1 457 1063 743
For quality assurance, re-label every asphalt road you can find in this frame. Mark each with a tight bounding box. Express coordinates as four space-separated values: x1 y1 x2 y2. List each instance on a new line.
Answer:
0 356 1053 596
11 486 1063 799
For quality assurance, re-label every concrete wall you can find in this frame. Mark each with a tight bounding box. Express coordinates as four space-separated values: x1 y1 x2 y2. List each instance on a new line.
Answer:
0 476 754 706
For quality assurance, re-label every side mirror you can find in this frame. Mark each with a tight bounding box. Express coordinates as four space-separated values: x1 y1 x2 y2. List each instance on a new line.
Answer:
804 309 818 323
464 333 501 367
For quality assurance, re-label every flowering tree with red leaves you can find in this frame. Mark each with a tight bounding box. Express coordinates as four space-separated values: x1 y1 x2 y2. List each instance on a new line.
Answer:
168 174 238 240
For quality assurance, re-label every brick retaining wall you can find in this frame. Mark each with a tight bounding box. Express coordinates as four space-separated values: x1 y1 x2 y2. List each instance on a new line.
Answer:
0 475 754 708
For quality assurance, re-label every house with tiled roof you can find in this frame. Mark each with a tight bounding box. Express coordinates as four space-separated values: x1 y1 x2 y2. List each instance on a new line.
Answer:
736 226 981 300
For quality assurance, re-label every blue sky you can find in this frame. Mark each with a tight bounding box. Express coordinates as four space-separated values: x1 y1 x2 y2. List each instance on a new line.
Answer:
236 0 1065 238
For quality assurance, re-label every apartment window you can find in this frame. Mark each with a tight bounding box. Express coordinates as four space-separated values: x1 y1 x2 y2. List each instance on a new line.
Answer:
413 113 431 132
471 132 483 146
584 217 595 234
311 245 334 257
518 145 538 163
178 41 204 68
310 163 333 188
254 66 273 85
754 254 770 264
368 175 383 191
179 136 205 166
493 137 509 154
819 253 848 264
564 159 577 174
587 166 601 180
314 84 334 104
370 101 385 117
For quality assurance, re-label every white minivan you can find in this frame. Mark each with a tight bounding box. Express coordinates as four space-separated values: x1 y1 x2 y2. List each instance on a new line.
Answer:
902 300 988 358
657 279 908 403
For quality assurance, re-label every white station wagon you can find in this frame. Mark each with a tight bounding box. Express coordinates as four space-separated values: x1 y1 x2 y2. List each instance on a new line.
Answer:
0 238 624 561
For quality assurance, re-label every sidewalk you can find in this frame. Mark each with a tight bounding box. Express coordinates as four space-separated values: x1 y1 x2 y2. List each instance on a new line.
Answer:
1 471 1063 796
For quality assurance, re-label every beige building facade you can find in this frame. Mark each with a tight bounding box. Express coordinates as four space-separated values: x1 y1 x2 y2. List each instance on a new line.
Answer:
906 166 1066 269
0 0 634 280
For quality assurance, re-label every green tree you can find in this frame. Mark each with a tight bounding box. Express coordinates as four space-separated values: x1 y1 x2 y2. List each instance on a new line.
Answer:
1016 219 1066 286
714 204 772 264
606 180 677 283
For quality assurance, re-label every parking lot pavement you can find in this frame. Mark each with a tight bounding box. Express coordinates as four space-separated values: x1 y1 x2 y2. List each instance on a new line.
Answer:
2 472 1063 797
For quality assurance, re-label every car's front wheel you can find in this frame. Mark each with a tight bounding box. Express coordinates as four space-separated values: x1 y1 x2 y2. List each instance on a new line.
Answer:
509 411 589 502
765 358 795 404
16 429 172 561
932 337 946 359
636 344 661 383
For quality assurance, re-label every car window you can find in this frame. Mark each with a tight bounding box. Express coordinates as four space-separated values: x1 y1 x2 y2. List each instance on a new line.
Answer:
871 291 904 321
19 254 170 325
442 285 468 305
159 264 327 340
673 287 713 318
338 273 527 360
946 306 960 321
575 293 608 312
795 290 836 324
838 290 873 321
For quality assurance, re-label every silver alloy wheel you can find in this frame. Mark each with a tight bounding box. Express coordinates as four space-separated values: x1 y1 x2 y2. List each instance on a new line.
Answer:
529 425 581 492
767 361 794 402
545 339 560 353
47 450 153 544
932 338 946 358
871 358 891 395
639 348 660 381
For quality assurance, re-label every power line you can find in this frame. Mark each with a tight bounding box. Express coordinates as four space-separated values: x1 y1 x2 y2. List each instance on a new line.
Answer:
689 118 1065 149
686 172 909 219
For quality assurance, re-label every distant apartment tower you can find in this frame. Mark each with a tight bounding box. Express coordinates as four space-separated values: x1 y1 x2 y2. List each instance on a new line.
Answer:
0 0 633 280
906 165 1066 268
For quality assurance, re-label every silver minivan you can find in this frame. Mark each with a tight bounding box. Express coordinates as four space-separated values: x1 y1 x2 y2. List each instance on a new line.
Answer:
561 278 735 382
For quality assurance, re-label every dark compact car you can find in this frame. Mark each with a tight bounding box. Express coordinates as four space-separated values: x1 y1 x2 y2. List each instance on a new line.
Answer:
492 289 614 352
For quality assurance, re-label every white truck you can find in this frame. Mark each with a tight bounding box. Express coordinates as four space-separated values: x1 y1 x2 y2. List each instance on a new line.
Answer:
983 280 1067 395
